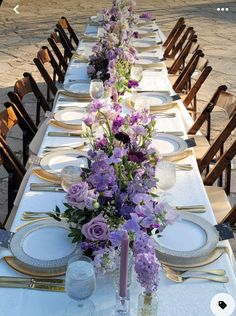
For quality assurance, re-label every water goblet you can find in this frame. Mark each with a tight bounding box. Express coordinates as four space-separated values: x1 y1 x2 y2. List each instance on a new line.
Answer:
65 255 96 316
130 65 143 82
61 165 82 192
155 160 176 202
90 79 104 100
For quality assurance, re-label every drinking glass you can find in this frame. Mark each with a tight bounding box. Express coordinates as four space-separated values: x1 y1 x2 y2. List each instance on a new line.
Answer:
65 255 96 316
155 161 176 201
130 65 143 82
61 165 82 192
90 79 104 100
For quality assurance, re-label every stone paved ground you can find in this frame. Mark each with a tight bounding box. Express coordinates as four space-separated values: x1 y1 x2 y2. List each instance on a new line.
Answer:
0 0 235 251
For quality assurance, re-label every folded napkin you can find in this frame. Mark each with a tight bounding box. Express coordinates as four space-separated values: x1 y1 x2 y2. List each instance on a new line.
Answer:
149 102 179 112
136 45 162 53
138 62 165 70
165 149 193 162
139 32 157 38
49 120 83 130
32 169 61 184
60 90 91 101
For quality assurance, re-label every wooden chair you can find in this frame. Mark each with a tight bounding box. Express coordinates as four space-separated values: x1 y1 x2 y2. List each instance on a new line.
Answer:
48 36 68 73
33 47 62 102
221 205 236 226
1 102 37 166
198 109 236 173
164 24 186 59
10 72 50 126
168 36 198 75
55 26 74 62
163 17 185 47
203 140 236 223
58 16 79 47
0 123 26 222
183 66 212 118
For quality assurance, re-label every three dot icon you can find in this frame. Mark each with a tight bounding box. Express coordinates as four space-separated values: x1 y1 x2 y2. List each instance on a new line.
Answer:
217 8 229 11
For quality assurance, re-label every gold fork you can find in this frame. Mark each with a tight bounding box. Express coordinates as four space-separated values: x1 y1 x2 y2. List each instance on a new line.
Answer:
164 271 228 283
162 264 226 276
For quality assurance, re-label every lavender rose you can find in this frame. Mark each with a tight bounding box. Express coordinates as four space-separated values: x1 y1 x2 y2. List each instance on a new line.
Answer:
82 215 108 241
66 182 89 210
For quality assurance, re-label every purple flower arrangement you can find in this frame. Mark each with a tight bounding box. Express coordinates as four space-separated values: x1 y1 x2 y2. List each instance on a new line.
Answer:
53 98 179 284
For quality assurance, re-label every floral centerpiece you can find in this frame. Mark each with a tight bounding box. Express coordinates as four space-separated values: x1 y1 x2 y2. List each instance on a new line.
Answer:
53 99 179 274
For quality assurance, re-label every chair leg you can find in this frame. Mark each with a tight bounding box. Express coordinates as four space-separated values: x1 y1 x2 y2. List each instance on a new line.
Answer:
36 99 41 126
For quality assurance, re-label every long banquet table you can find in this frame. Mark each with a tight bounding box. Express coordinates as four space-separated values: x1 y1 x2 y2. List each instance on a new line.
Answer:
0 19 236 316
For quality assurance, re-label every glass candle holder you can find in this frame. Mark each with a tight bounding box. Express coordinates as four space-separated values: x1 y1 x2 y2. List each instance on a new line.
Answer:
90 79 104 100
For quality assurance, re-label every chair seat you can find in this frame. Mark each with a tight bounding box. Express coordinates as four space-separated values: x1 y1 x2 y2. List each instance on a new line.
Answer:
205 185 232 223
188 134 210 161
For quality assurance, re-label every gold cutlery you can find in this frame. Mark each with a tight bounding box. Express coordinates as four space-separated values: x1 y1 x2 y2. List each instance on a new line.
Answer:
0 282 64 292
162 265 226 276
164 271 228 283
30 183 61 188
30 186 65 193
165 149 193 162
157 131 184 137
175 205 206 210
57 106 88 111
0 276 64 284
48 132 83 137
43 143 86 153
155 113 176 118
175 163 193 170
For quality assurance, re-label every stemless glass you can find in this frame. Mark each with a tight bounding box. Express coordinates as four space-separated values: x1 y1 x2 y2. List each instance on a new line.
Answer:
155 161 176 201
90 79 104 100
130 65 143 82
61 165 82 192
65 255 96 316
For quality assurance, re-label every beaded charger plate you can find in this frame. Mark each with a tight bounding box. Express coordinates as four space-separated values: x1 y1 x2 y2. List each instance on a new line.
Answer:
152 212 219 266
9 220 78 273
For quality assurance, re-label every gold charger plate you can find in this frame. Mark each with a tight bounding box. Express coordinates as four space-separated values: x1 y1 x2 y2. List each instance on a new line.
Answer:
50 120 83 131
161 247 225 269
4 256 66 277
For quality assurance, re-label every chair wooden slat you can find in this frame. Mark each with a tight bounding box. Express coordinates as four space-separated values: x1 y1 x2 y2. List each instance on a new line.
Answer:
221 205 236 226
59 16 79 47
164 24 186 59
48 37 68 72
163 17 185 47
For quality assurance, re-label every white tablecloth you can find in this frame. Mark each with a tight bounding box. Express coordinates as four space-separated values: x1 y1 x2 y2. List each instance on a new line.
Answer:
0 20 236 316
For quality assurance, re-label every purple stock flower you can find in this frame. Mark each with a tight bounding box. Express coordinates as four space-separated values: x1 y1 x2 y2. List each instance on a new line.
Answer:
112 115 125 133
133 31 140 39
108 147 126 164
91 99 104 112
135 252 160 293
83 116 95 127
133 231 156 256
123 218 140 233
128 149 146 163
127 79 139 89
139 12 153 19
82 214 108 241
109 230 123 247
95 137 108 150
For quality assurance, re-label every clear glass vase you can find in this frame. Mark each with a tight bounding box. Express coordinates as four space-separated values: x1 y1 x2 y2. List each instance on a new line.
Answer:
137 291 158 316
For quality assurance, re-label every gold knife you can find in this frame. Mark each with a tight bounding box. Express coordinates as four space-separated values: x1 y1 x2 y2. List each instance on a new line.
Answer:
48 132 83 137
0 276 64 284
0 282 64 292
30 186 65 192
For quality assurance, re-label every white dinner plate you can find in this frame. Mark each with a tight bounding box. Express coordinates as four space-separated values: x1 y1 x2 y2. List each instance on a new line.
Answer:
63 82 90 95
152 212 219 265
130 92 172 107
54 110 84 125
10 219 79 269
40 149 88 173
152 134 187 157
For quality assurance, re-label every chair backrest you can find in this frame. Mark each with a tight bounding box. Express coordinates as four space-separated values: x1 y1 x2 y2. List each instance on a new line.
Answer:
33 48 59 100
56 23 75 52
183 65 212 116
187 85 233 141
204 139 236 195
170 27 195 60
2 102 37 165
48 37 68 73
58 16 79 47
163 17 185 47
173 49 206 92
221 205 236 226
168 36 198 74
0 133 25 221
164 24 186 58
198 110 236 174
13 72 50 126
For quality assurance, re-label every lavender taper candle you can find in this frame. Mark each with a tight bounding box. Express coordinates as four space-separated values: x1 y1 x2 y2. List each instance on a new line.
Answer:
119 231 129 298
